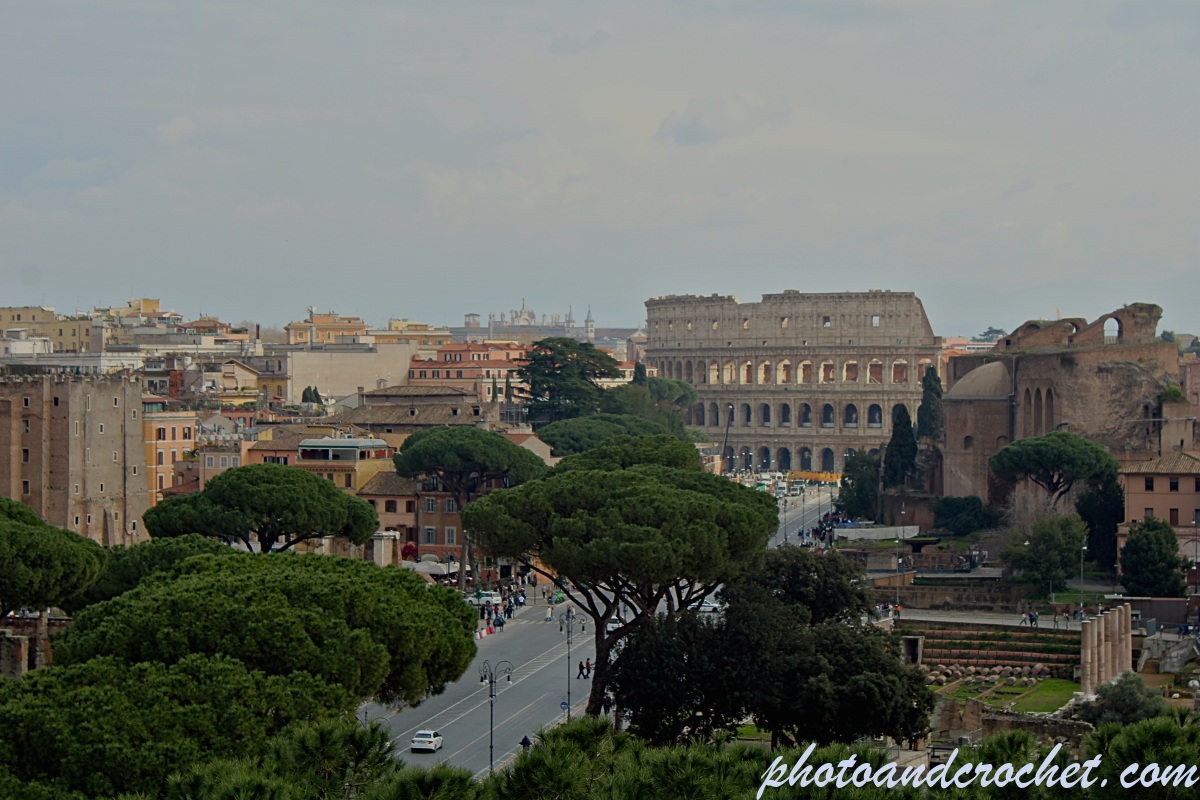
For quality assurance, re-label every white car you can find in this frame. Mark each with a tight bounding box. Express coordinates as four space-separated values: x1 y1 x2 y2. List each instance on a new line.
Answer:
410 730 443 752
690 600 722 613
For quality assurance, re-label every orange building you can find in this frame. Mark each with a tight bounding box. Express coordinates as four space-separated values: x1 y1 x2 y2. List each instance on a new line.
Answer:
294 436 394 493
1117 451 1200 574
142 397 200 506
407 342 528 403
285 311 369 345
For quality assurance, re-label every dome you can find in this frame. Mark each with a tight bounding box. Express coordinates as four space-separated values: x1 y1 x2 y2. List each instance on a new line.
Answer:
946 361 1010 397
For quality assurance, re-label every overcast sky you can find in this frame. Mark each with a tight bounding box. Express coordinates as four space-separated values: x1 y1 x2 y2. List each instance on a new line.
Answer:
3 1 1197 337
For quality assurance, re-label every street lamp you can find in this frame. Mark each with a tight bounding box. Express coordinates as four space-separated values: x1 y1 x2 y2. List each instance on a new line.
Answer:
479 659 514 774
559 608 584 723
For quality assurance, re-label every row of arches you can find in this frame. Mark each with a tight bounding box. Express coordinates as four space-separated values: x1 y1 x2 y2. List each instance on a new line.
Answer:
1021 387 1056 438
692 401 910 431
721 445 882 473
655 357 933 387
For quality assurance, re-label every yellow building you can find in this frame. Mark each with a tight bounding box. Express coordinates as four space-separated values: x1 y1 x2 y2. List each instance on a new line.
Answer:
295 437 394 493
0 306 99 352
142 397 201 505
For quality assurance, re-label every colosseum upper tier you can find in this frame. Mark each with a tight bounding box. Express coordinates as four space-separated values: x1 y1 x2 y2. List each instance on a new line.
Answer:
644 290 942 474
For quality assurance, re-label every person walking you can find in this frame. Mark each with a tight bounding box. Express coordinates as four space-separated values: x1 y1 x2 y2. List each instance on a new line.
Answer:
1019 611 1029 626
577 661 586 679
1053 612 1060 630
584 658 592 678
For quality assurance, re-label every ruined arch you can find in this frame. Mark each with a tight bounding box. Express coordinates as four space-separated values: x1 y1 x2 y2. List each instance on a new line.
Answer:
844 403 859 428
843 360 859 382
867 404 883 428
800 403 813 427
1045 388 1055 431
964 435 974 451
868 359 883 384
820 360 836 384
1033 388 1043 436
799 361 813 384
892 360 908 384
996 435 1009 449
1103 316 1122 344
821 403 835 428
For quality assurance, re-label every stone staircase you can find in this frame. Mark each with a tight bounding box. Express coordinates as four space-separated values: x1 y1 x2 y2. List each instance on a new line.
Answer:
1142 658 1160 675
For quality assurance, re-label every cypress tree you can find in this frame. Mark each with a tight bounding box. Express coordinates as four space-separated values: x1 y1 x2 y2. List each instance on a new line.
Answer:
916 368 944 440
884 405 917 488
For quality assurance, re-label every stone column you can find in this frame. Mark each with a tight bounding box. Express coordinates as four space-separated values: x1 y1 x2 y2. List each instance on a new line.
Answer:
1081 619 1093 695
1124 605 1134 673
1109 611 1121 679
1097 613 1109 685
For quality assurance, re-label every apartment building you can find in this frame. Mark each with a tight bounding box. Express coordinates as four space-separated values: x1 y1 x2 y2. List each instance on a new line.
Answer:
142 397 200 506
0 373 149 544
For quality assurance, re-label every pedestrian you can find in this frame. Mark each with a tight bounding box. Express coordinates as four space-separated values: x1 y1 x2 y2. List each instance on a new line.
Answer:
1033 611 1039 628
577 661 586 679
896 604 901 620
1053 613 1060 630
602 694 613 714
545 607 553 623
585 658 591 678
1019 611 1028 626
496 616 505 632
520 735 532 750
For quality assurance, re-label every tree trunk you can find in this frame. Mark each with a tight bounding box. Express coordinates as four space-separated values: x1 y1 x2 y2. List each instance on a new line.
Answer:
586 626 614 716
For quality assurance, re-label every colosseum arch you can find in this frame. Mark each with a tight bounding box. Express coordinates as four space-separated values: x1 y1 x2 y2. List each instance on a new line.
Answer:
708 362 719 385
740 403 752 427
892 360 908 383
820 360 836 383
821 448 835 472
684 361 694 384
799 403 813 427
917 358 933 381
963 435 974 450
868 448 880 457
821 403 835 428
892 403 907 423
740 447 752 471
723 446 735 470
1033 388 1043 436
758 361 772 384
800 361 813 384
758 447 772 470
675 361 684 381
696 360 706 384
708 402 720 428
868 359 883 384
760 403 772 427
867 404 883 428
843 360 859 382
694 403 705 426
779 402 792 427
742 361 753 384
776 447 792 471
844 404 859 428
843 448 857 462
722 360 736 384
777 359 792 384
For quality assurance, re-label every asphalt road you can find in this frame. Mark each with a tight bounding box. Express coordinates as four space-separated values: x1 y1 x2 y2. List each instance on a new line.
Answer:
769 485 837 548
362 600 597 779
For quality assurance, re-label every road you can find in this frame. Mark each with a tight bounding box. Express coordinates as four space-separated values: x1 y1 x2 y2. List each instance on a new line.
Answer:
769 485 837 548
361 599 597 779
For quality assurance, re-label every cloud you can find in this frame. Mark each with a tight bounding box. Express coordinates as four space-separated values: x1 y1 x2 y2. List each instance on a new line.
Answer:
656 95 793 146
157 116 197 146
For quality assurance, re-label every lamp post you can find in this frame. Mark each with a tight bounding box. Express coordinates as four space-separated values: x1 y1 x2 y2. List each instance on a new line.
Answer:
720 403 734 475
478 659 514 774
559 608 584 723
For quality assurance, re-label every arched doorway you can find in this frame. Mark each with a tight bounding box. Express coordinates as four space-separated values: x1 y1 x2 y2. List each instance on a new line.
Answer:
822 404 835 428
709 402 720 428
740 447 752 471
867 404 883 428
821 448 835 472
844 404 858 428
758 447 771 471
779 403 791 427
741 403 752 427
776 448 792 471
799 448 813 471
694 403 705 426
800 403 813 427
760 403 772 427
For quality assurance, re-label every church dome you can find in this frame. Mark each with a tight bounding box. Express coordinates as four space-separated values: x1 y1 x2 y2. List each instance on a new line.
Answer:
946 361 1010 397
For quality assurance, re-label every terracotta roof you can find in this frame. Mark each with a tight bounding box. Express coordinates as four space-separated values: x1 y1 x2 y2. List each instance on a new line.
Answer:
1119 451 1200 475
358 471 421 497
162 479 201 496
248 432 306 450
327 405 484 427
363 385 474 397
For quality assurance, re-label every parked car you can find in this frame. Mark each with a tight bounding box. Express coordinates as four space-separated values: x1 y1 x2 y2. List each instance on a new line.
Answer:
689 600 722 614
465 591 503 606
410 730 443 752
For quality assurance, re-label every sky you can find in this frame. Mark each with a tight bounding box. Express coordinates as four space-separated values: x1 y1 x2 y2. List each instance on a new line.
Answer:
2 1 1197 337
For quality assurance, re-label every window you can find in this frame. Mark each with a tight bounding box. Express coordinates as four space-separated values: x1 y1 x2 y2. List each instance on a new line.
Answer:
113 512 119 521
183 428 191 440
872 315 880 327
231 457 239 467
22 397 29 407
1145 477 1154 491
206 456 215 468
158 452 164 466
1145 508 1154 519
75 421 79 435
424 498 437 512
112 451 118 462
1169 508 1179 525
99 483 104 492
445 527 456 545
99 423 104 433
456 370 463 378
344 474 353 488
54 397 60 406
131 409 137 419
156 428 166 441
423 527 437 544
74 516 80 526
419 370 426 379
132 521 137 531
445 498 457 513
219 456 228 468
1170 477 1179 492
22 448 29 463
22 480 29 495
86 514 92 525
22 420 30 434
409 370 415 378
823 316 831 327
132 466 137 476
385 500 398 513
452 408 460 416
113 397 119 407
406 500 415 513
171 427 177 440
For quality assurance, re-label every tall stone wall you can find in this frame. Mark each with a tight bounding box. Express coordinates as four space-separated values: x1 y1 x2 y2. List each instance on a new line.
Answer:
644 290 942 474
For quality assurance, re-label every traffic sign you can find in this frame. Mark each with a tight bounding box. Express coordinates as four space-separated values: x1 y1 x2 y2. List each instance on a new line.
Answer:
560 701 569 710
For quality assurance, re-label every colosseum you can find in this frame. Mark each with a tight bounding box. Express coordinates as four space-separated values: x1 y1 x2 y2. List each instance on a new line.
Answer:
644 290 942 474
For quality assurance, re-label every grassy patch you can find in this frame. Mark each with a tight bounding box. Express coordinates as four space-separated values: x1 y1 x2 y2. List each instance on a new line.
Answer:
1010 679 1078 713
736 724 763 737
